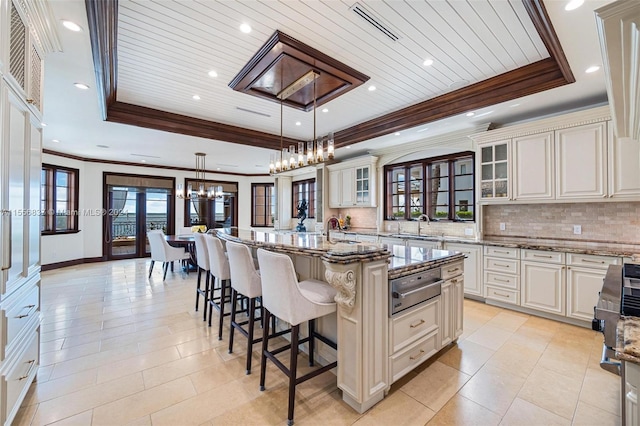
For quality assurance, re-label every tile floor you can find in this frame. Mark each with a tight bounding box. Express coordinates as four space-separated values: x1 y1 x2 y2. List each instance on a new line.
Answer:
13 259 620 425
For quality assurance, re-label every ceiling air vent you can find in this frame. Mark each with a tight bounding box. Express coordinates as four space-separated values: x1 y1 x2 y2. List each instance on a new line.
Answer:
350 3 401 42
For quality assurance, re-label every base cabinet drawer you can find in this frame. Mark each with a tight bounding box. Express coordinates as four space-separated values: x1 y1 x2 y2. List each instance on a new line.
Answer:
567 253 621 270
390 298 439 354
442 262 464 281
3 282 40 360
484 246 519 259
484 271 519 290
390 329 439 383
2 329 39 425
485 286 520 305
484 257 520 275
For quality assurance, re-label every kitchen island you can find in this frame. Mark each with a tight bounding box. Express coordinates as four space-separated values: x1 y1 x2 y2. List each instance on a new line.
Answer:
215 228 465 413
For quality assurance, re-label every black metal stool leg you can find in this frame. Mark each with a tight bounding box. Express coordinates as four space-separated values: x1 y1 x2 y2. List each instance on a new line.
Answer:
228 288 237 354
203 272 210 321
259 307 270 391
246 297 256 374
287 324 300 426
308 319 315 367
218 280 226 340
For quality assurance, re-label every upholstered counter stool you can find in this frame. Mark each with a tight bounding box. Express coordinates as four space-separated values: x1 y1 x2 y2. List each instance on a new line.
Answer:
256 248 338 426
192 233 210 321
205 235 232 340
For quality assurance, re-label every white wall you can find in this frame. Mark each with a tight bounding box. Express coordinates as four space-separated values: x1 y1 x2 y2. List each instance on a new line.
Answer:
41 153 274 265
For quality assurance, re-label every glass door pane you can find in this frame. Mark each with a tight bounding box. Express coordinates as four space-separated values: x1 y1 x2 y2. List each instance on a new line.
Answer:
109 187 137 257
145 190 169 254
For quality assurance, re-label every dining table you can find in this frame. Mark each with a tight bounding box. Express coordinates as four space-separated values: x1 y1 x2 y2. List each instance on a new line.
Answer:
165 234 197 272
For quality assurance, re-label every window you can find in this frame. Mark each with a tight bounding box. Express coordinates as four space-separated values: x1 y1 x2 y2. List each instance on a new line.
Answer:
384 152 475 221
252 183 275 227
292 179 315 218
41 164 79 234
182 179 238 229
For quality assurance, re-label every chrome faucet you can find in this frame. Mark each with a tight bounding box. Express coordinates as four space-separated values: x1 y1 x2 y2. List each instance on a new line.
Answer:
417 214 430 236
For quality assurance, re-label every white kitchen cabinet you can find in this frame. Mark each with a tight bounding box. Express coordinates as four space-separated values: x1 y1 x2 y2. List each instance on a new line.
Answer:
512 132 554 200
566 253 621 322
555 122 607 199
607 121 640 198
484 246 520 305
445 243 482 297
440 263 464 348
327 156 377 208
521 257 566 316
627 361 640 426
440 280 453 347
479 141 510 201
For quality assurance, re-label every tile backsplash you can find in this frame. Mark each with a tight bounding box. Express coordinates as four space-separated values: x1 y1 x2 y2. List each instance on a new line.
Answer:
483 202 640 244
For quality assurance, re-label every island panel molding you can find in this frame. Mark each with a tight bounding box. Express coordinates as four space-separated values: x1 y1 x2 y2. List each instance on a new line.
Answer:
325 268 357 312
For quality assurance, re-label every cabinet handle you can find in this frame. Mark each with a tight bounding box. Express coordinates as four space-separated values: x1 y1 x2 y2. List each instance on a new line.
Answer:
18 359 36 380
494 277 510 283
1 211 11 271
495 263 510 268
410 349 426 360
533 254 552 258
409 319 425 329
494 291 511 298
447 268 460 273
581 259 606 264
26 98 35 105
493 250 510 254
15 304 36 319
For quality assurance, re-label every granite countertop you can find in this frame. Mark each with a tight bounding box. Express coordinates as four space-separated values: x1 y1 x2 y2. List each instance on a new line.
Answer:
215 228 391 265
616 317 640 363
386 244 465 280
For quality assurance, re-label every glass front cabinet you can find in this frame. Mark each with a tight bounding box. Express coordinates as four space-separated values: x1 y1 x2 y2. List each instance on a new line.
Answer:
479 141 510 201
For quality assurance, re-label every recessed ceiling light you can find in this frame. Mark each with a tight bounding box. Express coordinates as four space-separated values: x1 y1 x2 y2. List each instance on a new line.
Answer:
346 146 351 149
240 23 252 33
192 95 201 100
216 168 221 171
141 160 147 163
74 83 89 90
423 59 434 67
510 103 520 108
40 122 47 127
62 20 82 32
466 112 475 117
394 132 401 136
322 108 329 113
52 139 60 143
368 85 376 91
585 65 600 73
295 121 301 126
208 70 218 78
96 144 109 148
565 0 584 11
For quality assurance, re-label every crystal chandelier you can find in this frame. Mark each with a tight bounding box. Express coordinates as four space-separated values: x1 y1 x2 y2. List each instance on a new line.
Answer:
176 153 224 199
269 71 335 175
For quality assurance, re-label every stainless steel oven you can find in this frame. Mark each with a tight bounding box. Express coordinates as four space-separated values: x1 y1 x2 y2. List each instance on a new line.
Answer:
389 268 443 317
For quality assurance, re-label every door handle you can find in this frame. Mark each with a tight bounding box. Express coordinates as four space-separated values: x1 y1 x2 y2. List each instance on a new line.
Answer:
1 210 11 271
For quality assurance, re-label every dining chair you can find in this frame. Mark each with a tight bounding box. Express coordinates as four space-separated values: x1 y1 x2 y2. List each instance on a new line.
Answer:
147 230 191 281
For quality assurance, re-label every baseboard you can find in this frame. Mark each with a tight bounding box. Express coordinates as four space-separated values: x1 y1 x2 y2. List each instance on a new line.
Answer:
41 256 105 271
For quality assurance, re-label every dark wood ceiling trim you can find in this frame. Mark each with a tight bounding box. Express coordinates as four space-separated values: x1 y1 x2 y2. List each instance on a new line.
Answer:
523 0 575 84
85 0 575 155
43 149 271 177
106 102 300 151
85 0 118 120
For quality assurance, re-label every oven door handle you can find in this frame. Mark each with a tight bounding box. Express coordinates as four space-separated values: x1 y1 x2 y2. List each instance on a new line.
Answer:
393 280 443 299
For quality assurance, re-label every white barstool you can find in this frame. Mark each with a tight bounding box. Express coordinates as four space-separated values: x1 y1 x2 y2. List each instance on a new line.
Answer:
256 248 338 426
192 233 210 321
226 241 264 374
205 235 232 340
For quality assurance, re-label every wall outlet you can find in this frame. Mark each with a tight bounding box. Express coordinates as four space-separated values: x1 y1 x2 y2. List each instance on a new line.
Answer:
499 223 506 231
573 225 582 235
465 228 474 236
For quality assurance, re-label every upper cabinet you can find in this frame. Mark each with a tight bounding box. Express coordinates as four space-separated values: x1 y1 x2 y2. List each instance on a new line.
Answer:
327 156 377 208
472 106 639 204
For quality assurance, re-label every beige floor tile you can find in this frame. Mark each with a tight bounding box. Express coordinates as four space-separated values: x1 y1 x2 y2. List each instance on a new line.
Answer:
150 379 256 425
210 386 289 425
484 341 542 379
499 397 570 426
401 361 471 412
294 388 362 426
11 400 38 425
40 341 101 366
458 363 527 416
98 325 174 351
485 311 529 332
48 344 140 380
35 364 54 383
572 401 621 426
437 339 495 376
142 349 224 389
518 365 582 419
40 337 65 353
353 391 435 426
176 335 225 358
425 394 501 426
31 373 145 425
46 409 93 425
579 367 621 416
22 368 98 405
188 358 247 394
537 343 590 381
465 324 514 351
96 346 181 383
92 377 197 425
125 415 153 426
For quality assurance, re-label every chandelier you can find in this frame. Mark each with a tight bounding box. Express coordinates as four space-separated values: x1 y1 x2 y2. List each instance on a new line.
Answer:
176 152 224 199
269 70 335 175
